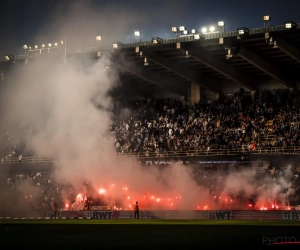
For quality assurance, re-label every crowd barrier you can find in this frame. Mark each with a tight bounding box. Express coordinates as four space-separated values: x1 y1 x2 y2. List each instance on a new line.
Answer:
36 210 300 220
2 146 300 164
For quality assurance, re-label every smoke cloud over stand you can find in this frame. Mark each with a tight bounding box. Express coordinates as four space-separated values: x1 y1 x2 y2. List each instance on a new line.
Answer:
0 2 296 214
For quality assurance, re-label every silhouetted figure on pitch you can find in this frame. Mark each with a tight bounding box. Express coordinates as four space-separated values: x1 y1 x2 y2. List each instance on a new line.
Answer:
134 201 139 219
52 202 58 219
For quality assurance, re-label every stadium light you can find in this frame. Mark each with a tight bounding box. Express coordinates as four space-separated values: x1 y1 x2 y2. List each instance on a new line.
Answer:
191 29 196 34
285 21 297 29
42 44 45 48
218 21 225 27
4 56 9 61
218 21 225 32
134 31 141 42
201 27 207 33
237 27 249 39
171 27 177 32
112 42 123 49
209 26 215 32
60 40 64 45
34 45 38 49
263 16 271 28
178 26 185 32
54 43 58 47
151 37 163 44
194 34 200 40
48 43 52 47
96 36 101 41
183 30 188 35
22 45 28 49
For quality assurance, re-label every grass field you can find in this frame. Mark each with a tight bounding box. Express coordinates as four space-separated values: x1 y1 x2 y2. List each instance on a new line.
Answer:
1 219 300 249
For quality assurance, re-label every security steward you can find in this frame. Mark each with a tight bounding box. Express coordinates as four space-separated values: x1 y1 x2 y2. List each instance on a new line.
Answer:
134 201 139 219
52 202 58 219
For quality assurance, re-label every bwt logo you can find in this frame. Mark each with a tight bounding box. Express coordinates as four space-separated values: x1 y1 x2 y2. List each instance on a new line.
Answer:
200 211 232 220
92 211 113 219
262 236 300 245
282 211 300 220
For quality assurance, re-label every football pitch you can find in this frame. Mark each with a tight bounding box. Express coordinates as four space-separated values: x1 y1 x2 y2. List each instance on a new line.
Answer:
1 219 300 249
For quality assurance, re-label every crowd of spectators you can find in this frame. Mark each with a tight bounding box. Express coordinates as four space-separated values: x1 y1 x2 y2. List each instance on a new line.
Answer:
5 172 76 215
111 88 300 155
2 88 300 160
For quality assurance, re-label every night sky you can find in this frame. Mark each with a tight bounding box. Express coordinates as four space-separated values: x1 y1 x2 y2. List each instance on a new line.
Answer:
1 0 300 55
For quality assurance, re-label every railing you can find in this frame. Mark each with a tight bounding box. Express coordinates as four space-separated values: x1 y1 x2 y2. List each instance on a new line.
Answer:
1 146 300 164
116 146 300 158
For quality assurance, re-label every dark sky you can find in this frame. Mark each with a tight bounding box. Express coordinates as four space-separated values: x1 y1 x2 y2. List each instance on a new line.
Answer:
1 0 300 55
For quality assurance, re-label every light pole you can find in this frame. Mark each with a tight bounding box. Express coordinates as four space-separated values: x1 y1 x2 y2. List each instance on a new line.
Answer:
134 31 141 42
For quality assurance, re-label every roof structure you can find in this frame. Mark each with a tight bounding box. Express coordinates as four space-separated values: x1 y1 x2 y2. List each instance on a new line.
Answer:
1 23 300 95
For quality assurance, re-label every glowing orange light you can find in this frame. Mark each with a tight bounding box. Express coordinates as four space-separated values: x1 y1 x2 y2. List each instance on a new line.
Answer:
99 189 106 194
171 203 173 206
197 206 199 209
204 206 208 209
127 196 130 199
151 196 154 199
112 184 114 186
156 198 160 202
65 204 69 208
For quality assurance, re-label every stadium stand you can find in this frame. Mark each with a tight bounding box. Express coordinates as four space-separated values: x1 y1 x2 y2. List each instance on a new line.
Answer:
2 88 300 161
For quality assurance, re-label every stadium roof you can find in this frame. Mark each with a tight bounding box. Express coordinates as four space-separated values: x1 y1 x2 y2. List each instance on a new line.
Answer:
1 23 300 94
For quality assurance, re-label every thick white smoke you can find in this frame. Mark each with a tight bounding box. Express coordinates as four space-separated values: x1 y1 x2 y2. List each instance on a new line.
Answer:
0 2 295 213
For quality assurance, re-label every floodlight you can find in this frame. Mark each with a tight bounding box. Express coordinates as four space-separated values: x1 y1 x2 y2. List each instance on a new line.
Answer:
112 42 123 49
209 26 215 32
194 34 200 39
237 27 249 39
4 56 9 61
201 27 207 33
183 30 188 35
218 21 225 27
42 44 45 48
48 43 52 47
285 21 297 29
178 26 185 31
151 37 163 44
60 40 64 44
22 45 28 49
134 31 140 37
263 16 270 21
34 45 38 49
96 36 101 41
191 29 196 34
171 27 177 32
54 43 58 46
28 46 31 50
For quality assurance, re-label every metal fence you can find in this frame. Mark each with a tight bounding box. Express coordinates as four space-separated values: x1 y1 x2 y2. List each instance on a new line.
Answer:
1 146 300 164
